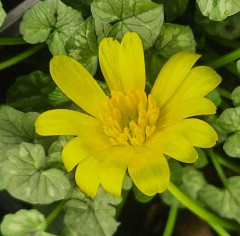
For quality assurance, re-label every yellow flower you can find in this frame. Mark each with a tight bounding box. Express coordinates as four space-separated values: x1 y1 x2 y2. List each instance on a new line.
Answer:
35 32 221 198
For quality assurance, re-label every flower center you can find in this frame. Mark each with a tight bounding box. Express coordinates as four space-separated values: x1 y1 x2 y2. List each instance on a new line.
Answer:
100 90 159 147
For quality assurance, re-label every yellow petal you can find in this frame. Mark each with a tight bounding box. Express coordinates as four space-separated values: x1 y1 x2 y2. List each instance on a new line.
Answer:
159 118 218 148
158 97 216 128
128 147 170 196
148 132 198 163
99 37 124 91
100 146 133 196
164 66 222 105
62 137 89 171
77 122 113 158
75 156 101 198
50 55 107 118
119 32 146 93
151 51 201 108
35 109 98 136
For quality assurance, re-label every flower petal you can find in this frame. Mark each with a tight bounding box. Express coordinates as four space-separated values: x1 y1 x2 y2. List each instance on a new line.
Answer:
164 66 222 105
99 37 123 91
50 55 107 118
75 156 101 198
158 97 216 128
100 146 133 196
148 132 198 163
151 51 201 108
62 137 89 171
119 32 146 93
35 109 98 136
128 147 170 196
158 118 218 148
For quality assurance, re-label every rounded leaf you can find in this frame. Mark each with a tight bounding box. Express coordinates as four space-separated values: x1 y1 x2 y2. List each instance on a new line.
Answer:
0 143 71 204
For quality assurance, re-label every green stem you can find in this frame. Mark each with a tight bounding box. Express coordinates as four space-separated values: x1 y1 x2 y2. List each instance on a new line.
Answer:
162 206 178 236
167 182 240 232
208 222 231 236
208 149 227 186
206 48 240 69
215 154 240 175
0 43 45 70
46 200 67 228
217 87 232 100
225 63 239 77
0 37 28 45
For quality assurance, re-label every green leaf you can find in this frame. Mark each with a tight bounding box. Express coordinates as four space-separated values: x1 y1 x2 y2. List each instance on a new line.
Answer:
153 0 189 21
168 159 183 185
0 1 6 27
207 89 222 107
133 186 154 203
0 106 38 161
194 148 208 168
122 174 132 190
95 187 122 205
97 80 111 96
95 20 111 42
46 136 73 169
217 107 240 133
0 142 71 204
223 132 240 158
154 23 196 58
66 16 98 75
20 0 83 54
91 0 164 49
34 134 58 154
48 87 71 107
196 0 240 21
198 176 240 223
145 50 165 85
205 114 228 144
231 86 240 107
7 71 55 110
180 166 207 200
64 198 120 236
61 0 93 17
195 10 240 40
0 209 47 236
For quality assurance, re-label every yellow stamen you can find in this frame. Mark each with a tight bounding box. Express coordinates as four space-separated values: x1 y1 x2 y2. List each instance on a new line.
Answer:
100 90 160 147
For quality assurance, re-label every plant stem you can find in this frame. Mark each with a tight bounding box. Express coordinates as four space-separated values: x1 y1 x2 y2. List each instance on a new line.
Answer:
206 48 240 69
217 87 232 100
216 155 240 175
225 63 239 77
0 37 28 45
46 200 67 228
208 222 231 236
208 149 227 186
0 43 45 70
162 206 178 236
167 182 240 232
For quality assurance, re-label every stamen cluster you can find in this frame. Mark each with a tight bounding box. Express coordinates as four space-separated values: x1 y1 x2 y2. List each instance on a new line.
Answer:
100 90 160 146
